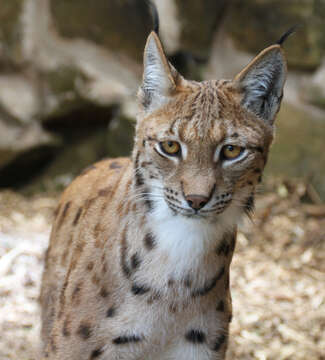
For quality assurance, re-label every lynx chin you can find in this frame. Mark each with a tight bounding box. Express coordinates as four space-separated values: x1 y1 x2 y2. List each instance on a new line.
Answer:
40 23 289 360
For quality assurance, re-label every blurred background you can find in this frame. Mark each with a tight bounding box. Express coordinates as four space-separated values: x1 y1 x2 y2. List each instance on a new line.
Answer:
0 0 325 196
0 1 324 359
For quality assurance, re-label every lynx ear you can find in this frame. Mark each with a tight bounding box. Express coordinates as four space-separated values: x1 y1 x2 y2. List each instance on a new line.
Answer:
139 31 178 110
234 45 287 124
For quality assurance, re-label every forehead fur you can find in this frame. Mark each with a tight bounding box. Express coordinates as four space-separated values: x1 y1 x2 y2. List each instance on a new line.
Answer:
137 79 273 147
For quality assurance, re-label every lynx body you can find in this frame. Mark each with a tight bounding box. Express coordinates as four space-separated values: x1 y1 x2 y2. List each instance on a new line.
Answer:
40 29 287 359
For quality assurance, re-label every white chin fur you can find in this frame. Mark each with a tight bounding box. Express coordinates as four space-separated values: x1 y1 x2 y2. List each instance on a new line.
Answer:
147 183 243 279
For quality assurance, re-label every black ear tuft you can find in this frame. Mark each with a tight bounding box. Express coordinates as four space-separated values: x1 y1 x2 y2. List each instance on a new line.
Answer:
276 25 299 46
146 0 160 35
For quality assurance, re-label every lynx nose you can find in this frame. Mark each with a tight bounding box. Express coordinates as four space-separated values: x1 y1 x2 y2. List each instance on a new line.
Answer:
185 195 209 211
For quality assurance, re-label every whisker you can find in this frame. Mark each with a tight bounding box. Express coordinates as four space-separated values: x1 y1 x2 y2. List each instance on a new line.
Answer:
165 199 192 213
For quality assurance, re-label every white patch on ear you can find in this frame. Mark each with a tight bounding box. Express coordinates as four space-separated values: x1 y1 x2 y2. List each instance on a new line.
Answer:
139 32 176 111
235 45 287 124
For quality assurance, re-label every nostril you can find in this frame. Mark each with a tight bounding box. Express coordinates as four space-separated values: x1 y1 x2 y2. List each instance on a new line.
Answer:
185 195 209 211
199 201 206 208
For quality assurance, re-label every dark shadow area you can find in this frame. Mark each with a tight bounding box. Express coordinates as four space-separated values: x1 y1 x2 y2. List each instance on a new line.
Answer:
43 103 119 140
0 104 119 190
0 145 57 188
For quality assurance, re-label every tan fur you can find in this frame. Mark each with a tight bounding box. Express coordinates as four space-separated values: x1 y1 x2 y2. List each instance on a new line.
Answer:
40 32 287 360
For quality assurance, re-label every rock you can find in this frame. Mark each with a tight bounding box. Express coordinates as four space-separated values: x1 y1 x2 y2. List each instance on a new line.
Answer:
174 0 228 60
0 120 59 177
105 115 135 158
1 0 324 192
0 75 40 124
40 65 90 119
0 0 142 185
305 61 325 108
266 103 325 200
22 128 108 194
225 0 325 71
49 0 155 63
0 0 25 69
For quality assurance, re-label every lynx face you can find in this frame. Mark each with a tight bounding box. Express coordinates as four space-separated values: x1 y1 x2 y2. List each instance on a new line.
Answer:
135 33 285 222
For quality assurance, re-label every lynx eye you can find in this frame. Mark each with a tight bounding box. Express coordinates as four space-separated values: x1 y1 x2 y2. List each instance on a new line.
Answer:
221 145 243 160
159 141 181 156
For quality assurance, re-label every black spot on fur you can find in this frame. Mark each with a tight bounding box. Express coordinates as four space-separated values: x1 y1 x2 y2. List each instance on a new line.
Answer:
77 323 92 340
87 261 94 271
106 306 116 318
214 333 227 351
73 207 82 226
168 278 175 287
62 318 70 337
192 266 225 297
131 283 150 295
217 238 230 256
98 187 111 197
100 287 109 298
143 189 153 211
134 152 145 187
113 335 143 344
121 260 131 278
131 253 141 270
57 201 71 228
147 291 161 304
120 228 131 278
185 329 206 344
90 348 103 358
144 233 155 250
71 282 82 302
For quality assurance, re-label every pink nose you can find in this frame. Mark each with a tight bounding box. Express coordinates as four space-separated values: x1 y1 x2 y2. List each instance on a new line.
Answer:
185 195 209 211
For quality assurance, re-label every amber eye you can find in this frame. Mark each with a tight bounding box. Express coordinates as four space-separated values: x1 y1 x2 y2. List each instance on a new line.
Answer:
159 141 181 156
221 145 243 160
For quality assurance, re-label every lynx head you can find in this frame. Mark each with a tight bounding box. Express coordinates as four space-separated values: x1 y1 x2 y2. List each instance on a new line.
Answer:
134 31 287 224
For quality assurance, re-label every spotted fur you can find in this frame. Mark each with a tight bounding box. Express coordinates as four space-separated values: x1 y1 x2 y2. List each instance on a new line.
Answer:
40 29 287 359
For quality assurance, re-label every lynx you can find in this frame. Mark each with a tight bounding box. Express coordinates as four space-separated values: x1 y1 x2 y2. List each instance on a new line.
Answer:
40 22 291 359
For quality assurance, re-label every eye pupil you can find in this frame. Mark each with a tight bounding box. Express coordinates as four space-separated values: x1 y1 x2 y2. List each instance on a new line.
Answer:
227 145 234 152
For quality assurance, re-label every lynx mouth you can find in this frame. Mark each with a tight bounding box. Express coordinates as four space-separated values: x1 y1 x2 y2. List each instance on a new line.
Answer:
165 198 222 219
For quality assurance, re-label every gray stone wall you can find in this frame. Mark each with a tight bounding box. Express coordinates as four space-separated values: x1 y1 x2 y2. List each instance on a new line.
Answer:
0 0 325 191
